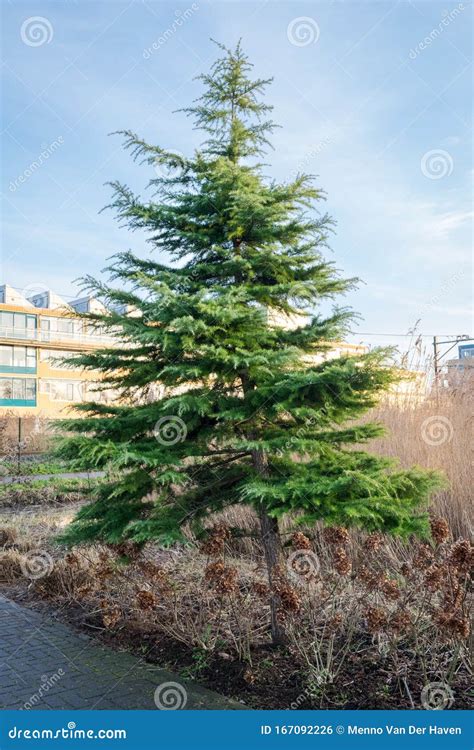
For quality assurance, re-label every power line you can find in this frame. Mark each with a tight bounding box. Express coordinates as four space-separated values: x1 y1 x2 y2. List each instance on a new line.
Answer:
351 332 471 338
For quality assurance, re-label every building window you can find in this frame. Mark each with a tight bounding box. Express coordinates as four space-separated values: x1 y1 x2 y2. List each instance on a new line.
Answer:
0 312 37 340
40 349 80 370
459 345 474 359
40 379 83 402
0 345 36 371
0 377 36 405
40 317 81 342
0 346 12 367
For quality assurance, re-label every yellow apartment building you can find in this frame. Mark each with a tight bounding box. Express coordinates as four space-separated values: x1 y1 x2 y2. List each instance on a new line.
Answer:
0 284 115 418
0 284 370 419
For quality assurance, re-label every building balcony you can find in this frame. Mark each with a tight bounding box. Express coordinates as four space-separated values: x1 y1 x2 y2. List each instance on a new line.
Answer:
0 326 117 347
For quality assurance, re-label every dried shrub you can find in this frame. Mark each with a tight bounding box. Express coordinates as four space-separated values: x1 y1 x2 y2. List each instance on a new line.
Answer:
0 551 23 582
0 528 16 548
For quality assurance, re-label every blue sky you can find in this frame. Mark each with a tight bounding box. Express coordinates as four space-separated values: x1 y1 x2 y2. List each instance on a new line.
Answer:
2 0 472 360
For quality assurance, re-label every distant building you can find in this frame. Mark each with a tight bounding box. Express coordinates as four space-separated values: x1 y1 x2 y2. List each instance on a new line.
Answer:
0 284 375 417
446 343 474 385
267 308 369 360
0 284 115 416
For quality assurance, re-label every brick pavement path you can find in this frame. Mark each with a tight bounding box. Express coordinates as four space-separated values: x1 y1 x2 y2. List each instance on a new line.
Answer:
0 595 244 710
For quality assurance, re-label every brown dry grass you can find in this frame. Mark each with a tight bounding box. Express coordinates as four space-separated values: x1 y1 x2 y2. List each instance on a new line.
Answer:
368 384 473 539
0 384 472 708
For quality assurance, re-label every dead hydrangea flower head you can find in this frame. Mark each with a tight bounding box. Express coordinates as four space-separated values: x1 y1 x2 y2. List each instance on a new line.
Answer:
435 611 470 640
100 603 121 629
364 532 384 553
380 575 400 601
291 531 312 550
448 539 473 576
413 543 434 571
430 517 450 545
323 526 350 547
252 580 270 598
272 564 302 613
333 546 352 576
135 589 157 610
357 565 380 590
424 564 444 592
200 523 231 556
204 560 238 594
365 606 388 633
389 609 412 634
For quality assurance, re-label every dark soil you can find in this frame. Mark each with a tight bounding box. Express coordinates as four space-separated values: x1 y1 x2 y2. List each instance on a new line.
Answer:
2 584 471 710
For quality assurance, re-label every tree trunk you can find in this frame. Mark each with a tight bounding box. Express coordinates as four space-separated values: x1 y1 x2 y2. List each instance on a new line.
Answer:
252 447 286 645
258 506 287 645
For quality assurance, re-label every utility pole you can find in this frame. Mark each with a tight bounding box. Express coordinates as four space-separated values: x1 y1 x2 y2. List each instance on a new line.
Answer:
433 336 439 382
